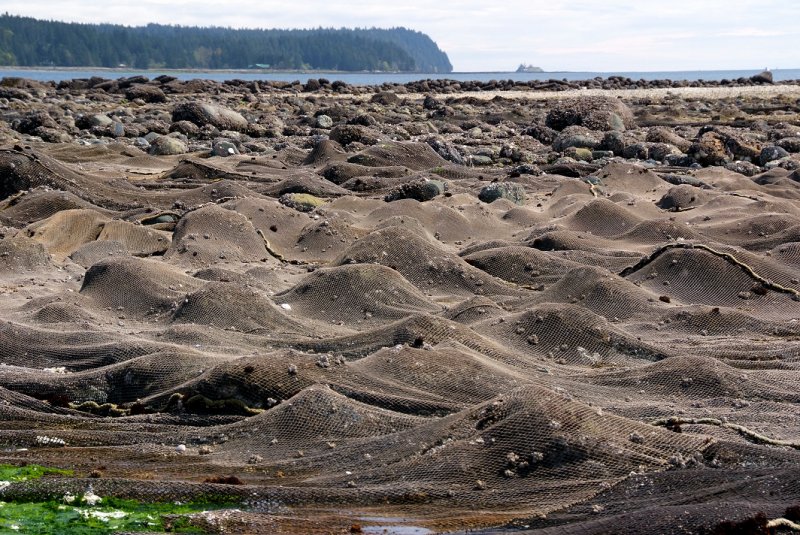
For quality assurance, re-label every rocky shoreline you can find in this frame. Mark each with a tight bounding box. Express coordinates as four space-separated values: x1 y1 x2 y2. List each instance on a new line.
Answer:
2 74 798 178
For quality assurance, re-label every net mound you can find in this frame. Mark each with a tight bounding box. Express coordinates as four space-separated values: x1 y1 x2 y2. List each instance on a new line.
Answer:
80 256 204 316
347 141 449 170
334 226 518 300
3 91 800 533
171 281 311 335
0 188 109 227
165 203 271 267
276 263 443 325
26 208 110 257
0 236 53 272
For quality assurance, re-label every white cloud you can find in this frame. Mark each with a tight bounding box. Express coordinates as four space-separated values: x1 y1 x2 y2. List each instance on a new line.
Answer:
3 0 800 71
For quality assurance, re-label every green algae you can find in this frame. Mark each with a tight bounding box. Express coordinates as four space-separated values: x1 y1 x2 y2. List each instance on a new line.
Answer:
0 498 215 534
0 464 239 534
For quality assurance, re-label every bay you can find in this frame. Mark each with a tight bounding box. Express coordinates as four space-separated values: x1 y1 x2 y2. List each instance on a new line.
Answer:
1 67 799 84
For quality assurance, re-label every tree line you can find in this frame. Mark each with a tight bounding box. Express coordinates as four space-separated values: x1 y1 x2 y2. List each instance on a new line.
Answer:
0 14 453 72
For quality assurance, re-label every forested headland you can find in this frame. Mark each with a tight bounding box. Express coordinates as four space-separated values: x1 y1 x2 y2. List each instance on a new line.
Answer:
0 14 453 72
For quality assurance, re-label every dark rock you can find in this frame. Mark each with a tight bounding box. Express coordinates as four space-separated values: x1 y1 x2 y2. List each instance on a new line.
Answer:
688 132 732 166
14 111 59 135
422 95 439 110
212 140 239 157
170 120 201 137
546 96 635 131
125 84 167 103
348 114 378 127
330 124 381 146
478 182 526 205
776 137 800 153
724 161 761 177
371 92 400 105
523 124 558 145
552 126 600 152
427 138 466 165
750 70 773 84
759 145 790 166
384 178 447 202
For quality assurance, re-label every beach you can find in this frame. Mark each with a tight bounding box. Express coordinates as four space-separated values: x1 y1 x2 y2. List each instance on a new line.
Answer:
0 74 799 533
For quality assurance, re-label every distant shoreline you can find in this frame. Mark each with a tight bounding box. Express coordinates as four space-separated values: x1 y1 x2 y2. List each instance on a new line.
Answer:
3 66 799 76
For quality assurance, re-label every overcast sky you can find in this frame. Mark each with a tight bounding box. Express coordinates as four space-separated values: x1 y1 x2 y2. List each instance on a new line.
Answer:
5 1 799 72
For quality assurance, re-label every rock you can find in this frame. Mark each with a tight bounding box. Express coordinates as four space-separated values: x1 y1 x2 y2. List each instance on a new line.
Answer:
172 102 248 132
523 124 557 144
348 114 378 127
14 111 59 135
648 143 680 162
724 161 761 176
552 126 600 152
212 140 239 157
750 70 773 84
329 124 381 146
563 147 593 162
371 92 400 105
426 138 466 165
133 137 150 151
170 120 201 137
546 96 635 132
759 146 790 166
315 115 334 129
776 137 800 153
384 178 447 202
478 182 526 205
125 84 167 103
148 135 188 156
646 127 692 152
469 154 494 166
77 114 113 129
688 132 731 166
278 193 327 212
422 95 439 110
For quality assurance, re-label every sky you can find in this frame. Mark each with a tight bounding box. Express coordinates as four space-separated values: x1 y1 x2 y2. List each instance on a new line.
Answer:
4 0 800 72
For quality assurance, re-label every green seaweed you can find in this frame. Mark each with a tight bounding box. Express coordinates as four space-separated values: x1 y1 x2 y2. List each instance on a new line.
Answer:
0 464 73 482
0 497 236 534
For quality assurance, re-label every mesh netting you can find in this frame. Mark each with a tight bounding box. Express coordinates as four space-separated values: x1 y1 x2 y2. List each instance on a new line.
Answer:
0 103 800 535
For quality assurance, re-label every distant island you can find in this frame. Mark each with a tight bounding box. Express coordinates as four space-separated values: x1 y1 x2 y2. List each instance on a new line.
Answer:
516 64 544 73
0 14 453 73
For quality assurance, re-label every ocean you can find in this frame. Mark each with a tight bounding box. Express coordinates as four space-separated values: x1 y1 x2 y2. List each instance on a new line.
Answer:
1 68 799 85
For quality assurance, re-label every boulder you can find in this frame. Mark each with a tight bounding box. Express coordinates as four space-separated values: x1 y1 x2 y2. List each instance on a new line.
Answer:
546 96 635 132
478 182 526 205
278 193 327 212
760 146 790 166
212 140 239 157
688 132 731 166
125 84 167 103
148 135 188 156
750 70 773 84
172 102 248 132
384 178 447 202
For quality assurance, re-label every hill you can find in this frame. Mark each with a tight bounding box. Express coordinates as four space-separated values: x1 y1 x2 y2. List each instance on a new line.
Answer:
0 14 453 72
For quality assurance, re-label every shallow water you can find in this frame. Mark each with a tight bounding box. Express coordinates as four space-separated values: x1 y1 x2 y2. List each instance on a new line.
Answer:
1 67 799 84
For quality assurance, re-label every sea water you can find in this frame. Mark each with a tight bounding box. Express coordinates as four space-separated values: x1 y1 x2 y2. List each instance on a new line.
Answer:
1 68 799 85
